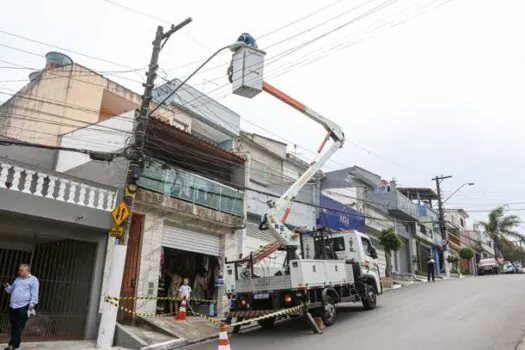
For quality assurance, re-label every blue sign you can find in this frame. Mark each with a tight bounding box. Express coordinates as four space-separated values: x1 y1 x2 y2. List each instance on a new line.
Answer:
317 195 365 232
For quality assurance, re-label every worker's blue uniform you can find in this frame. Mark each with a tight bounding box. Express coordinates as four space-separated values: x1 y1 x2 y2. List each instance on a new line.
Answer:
237 33 258 48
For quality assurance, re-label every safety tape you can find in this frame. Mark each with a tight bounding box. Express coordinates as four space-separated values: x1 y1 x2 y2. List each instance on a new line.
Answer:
106 296 215 303
103 297 175 318
228 303 307 327
186 303 222 326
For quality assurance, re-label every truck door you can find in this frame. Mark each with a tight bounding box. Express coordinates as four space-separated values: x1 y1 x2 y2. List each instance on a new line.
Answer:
360 235 382 292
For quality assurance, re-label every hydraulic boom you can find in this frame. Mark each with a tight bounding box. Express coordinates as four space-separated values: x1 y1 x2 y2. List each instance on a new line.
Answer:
258 82 345 262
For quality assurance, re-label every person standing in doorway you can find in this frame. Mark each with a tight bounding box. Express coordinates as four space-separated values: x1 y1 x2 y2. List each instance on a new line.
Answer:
427 255 436 282
3 264 39 350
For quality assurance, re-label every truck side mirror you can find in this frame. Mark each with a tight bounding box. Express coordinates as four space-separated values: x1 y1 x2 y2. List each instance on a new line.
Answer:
370 248 378 259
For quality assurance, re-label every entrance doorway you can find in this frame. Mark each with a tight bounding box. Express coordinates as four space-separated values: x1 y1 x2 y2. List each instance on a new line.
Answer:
118 215 144 323
0 236 97 341
157 247 221 317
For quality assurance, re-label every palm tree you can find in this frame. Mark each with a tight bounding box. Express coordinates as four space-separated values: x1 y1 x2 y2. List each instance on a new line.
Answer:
379 227 404 278
479 206 524 258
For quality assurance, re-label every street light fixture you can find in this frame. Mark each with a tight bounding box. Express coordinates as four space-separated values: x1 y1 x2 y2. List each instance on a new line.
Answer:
443 182 475 204
149 41 245 116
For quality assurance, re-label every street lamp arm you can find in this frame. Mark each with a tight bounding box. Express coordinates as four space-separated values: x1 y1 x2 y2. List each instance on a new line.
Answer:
443 182 474 204
149 44 233 116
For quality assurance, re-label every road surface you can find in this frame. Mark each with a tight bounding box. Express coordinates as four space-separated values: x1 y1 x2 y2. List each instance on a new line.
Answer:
186 275 525 350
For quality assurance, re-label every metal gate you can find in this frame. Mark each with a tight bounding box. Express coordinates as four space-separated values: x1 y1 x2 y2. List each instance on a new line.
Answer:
0 239 96 341
162 224 220 256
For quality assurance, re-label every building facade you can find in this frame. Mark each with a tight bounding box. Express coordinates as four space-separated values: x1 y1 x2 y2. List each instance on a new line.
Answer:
0 52 248 340
322 166 411 276
0 141 117 341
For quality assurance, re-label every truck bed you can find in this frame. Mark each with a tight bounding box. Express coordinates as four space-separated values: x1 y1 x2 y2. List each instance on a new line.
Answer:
231 259 355 294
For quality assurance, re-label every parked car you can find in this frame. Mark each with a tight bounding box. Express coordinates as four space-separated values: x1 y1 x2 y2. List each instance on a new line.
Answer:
501 261 517 274
477 258 500 275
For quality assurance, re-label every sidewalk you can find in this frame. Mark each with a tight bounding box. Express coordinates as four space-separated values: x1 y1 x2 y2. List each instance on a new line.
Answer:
1 341 132 350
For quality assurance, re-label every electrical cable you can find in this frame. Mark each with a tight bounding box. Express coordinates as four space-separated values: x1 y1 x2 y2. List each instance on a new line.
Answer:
0 29 142 71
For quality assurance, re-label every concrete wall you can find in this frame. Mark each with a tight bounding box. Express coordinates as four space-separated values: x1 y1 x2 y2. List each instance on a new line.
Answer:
56 110 133 172
0 136 57 169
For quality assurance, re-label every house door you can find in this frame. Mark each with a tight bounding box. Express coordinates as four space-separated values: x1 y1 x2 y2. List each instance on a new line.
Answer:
118 215 144 323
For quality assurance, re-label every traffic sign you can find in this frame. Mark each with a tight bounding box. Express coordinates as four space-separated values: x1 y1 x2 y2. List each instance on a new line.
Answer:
109 226 124 238
112 201 130 226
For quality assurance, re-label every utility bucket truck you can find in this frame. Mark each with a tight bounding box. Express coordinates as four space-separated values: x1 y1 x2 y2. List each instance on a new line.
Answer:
224 42 382 333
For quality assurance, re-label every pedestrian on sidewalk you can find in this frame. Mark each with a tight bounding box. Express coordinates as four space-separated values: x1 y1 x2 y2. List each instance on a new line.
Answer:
3 264 39 350
427 255 436 282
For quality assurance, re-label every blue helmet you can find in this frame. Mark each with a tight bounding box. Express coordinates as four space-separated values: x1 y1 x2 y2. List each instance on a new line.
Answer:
237 33 257 48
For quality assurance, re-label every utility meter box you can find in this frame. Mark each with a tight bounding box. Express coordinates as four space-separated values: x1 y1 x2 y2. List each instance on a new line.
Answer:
231 46 266 98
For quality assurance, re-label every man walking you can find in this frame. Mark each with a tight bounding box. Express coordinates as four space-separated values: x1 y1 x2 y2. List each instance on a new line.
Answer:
427 255 436 282
3 264 39 350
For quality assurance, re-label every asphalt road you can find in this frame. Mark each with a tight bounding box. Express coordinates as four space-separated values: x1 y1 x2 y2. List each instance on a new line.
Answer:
186 275 525 350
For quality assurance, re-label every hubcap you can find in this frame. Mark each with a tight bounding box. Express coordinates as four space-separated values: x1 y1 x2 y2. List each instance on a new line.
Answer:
325 302 335 317
368 290 376 304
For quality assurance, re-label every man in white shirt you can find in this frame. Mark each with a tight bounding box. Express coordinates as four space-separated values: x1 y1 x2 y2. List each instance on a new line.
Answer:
3 264 39 350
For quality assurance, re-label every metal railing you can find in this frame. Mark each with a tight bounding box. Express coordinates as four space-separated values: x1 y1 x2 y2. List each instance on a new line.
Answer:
139 160 244 217
0 157 117 211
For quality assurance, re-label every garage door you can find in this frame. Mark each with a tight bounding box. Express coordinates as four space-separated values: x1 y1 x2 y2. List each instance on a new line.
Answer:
162 225 221 256
246 221 275 242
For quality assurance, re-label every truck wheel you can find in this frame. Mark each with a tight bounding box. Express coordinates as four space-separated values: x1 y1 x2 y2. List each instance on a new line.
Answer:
321 296 337 326
257 317 276 329
362 284 377 310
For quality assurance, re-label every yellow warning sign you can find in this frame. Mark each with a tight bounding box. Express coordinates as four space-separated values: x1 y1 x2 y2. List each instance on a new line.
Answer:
112 201 130 226
109 226 124 238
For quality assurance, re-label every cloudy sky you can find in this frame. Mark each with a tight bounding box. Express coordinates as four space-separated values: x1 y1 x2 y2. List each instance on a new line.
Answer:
1 0 525 226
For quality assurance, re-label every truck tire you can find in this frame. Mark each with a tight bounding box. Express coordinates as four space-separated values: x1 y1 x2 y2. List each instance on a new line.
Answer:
362 284 377 310
321 296 337 326
257 317 276 329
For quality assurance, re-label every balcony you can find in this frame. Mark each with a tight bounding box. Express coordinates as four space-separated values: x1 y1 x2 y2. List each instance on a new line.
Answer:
366 190 419 220
0 157 117 230
138 160 244 217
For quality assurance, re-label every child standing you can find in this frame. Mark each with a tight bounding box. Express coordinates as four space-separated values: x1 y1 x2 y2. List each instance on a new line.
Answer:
179 278 192 302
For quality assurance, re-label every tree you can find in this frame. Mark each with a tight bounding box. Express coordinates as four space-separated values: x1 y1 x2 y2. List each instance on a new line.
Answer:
379 227 404 278
498 237 525 263
479 206 524 258
447 253 459 273
459 247 475 260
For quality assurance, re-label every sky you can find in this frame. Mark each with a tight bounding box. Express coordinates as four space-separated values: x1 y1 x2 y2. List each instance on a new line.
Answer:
1 0 525 227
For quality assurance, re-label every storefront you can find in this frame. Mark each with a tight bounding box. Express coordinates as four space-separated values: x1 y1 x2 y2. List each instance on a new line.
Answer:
156 224 224 316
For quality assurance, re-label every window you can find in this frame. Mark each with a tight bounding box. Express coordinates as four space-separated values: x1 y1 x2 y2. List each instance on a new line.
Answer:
332 237 346 252
460 217 465 227
361 237 374 256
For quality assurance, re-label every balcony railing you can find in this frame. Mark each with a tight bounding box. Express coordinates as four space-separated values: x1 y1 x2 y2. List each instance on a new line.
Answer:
366 190 419 219
0 158 117 211
139 160 244 217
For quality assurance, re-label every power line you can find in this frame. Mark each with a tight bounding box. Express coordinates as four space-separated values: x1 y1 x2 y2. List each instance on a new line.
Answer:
0 29 141 71
162 0 349 72
102 0 215 59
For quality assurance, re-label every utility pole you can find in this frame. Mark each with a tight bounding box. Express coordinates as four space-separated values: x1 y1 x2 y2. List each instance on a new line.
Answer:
433 175 452 278
97 19 191 349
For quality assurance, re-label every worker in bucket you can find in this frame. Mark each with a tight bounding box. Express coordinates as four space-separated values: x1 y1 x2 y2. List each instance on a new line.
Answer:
227 32 258 83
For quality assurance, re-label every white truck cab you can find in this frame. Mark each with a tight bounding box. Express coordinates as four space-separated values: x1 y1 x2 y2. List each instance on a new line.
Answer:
302 230 382 294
